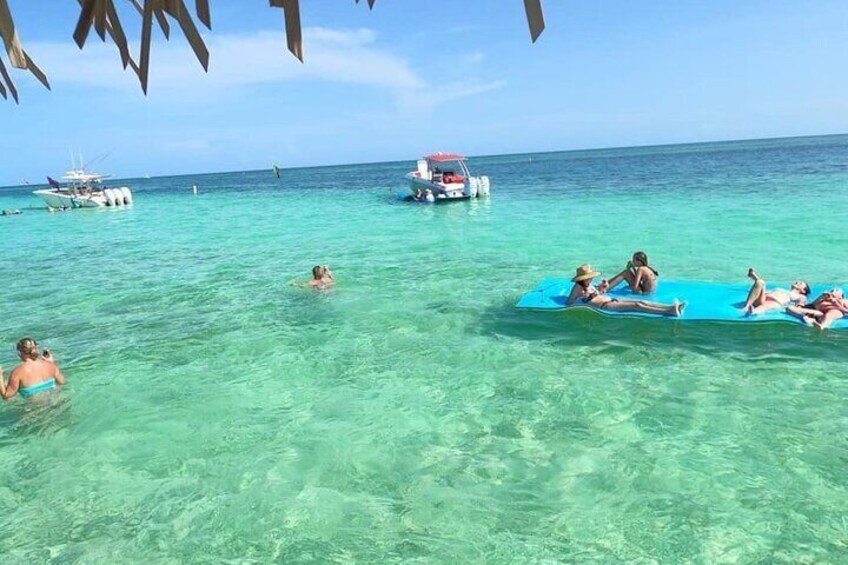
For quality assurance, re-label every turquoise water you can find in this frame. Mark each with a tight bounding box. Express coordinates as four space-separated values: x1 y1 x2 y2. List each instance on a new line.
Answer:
1 135 847 562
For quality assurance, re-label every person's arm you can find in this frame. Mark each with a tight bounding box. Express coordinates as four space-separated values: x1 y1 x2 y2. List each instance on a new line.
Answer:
0 367 20 400
631 269 645 294
53 362 66 386
566 283 582 306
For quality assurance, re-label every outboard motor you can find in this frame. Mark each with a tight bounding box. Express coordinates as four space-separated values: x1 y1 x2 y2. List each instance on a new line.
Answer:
120 187 133 205
478 176 491 197
466 177 479 198
103 188 117 206
417 159 430 181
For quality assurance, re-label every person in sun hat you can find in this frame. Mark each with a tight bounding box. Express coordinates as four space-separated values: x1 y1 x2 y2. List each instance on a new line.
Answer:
566 264 685 317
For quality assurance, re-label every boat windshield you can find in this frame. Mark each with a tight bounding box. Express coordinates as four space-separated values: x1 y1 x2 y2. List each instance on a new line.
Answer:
427 159 470 179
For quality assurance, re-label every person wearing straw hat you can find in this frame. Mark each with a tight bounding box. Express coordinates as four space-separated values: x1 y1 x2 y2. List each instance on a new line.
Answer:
566 264 685 317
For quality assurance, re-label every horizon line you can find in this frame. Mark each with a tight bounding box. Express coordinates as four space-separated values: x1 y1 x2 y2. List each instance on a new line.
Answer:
123 131 848 181
2 131 846 189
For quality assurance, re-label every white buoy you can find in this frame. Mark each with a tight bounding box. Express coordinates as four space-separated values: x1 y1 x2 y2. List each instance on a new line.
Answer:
192 184 198 196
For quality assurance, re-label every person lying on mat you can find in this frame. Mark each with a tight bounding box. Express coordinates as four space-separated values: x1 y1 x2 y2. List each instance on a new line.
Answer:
740 267 810 315
785 288 848 330
566 264 685 317
603 251 659 294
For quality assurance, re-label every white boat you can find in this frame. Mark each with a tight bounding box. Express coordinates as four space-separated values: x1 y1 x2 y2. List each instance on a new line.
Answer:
33 169 133 209
404 152 490 202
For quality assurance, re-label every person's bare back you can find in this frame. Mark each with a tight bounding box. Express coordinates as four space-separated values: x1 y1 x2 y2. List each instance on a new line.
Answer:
1 338 66 400
11 358 64 390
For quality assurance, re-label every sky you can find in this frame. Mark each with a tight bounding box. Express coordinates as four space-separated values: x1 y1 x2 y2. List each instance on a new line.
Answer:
1 0 847 185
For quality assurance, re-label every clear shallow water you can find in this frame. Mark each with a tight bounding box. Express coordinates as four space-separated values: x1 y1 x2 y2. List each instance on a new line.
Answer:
1 135 847 562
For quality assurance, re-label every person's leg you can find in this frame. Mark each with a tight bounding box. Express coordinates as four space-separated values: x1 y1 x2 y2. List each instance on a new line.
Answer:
813 310 843 330
601 299 680 317
750 301 780 315
742 276 767 312
606 270 635 291
636 267 657 293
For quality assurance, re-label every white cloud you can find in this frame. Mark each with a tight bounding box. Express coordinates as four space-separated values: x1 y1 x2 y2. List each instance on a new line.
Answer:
400 79 506 112
25 27 505 111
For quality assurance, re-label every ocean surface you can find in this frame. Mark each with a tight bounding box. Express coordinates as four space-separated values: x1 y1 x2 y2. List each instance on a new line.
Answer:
1 135 847 563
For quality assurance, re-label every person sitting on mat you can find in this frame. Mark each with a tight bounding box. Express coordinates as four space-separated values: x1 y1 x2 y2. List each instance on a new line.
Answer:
0 337 66 401
566 264 685 317
603 251 659 294
786 287 848 330
740 267 810 315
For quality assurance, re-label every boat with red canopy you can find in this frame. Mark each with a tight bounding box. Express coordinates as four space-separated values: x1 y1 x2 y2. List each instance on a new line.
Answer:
404 152 490 202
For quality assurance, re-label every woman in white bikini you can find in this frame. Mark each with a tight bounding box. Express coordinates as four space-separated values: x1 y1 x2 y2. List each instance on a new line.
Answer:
604 251 658 294
566 265 685 317
740 267 810 315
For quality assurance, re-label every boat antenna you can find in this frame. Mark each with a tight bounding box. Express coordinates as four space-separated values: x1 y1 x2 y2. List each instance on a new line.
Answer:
85 148 115 170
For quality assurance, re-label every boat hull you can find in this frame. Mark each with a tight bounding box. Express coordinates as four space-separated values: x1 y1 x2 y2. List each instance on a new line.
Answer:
405 174 470 201
33 187 132 209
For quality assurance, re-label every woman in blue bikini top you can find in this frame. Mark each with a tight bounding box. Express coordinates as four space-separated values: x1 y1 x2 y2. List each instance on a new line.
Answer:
0 337 66 400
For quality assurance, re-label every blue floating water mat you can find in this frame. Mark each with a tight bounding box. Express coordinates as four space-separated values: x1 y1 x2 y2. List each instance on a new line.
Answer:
516 278 848 328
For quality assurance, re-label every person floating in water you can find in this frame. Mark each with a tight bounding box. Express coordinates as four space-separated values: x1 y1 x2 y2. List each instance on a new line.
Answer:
292 265 335 290
2 209 21 216
566 264 685 317
740 267 810 316
0 338 66 401
786 287 848 330
604 251 659 294
424 188 435 203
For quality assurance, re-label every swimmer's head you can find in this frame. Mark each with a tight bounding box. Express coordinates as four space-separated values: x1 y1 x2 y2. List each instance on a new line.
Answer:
312 265 324 279
16 337 39 361
632 251 649 267
793 280 811 296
